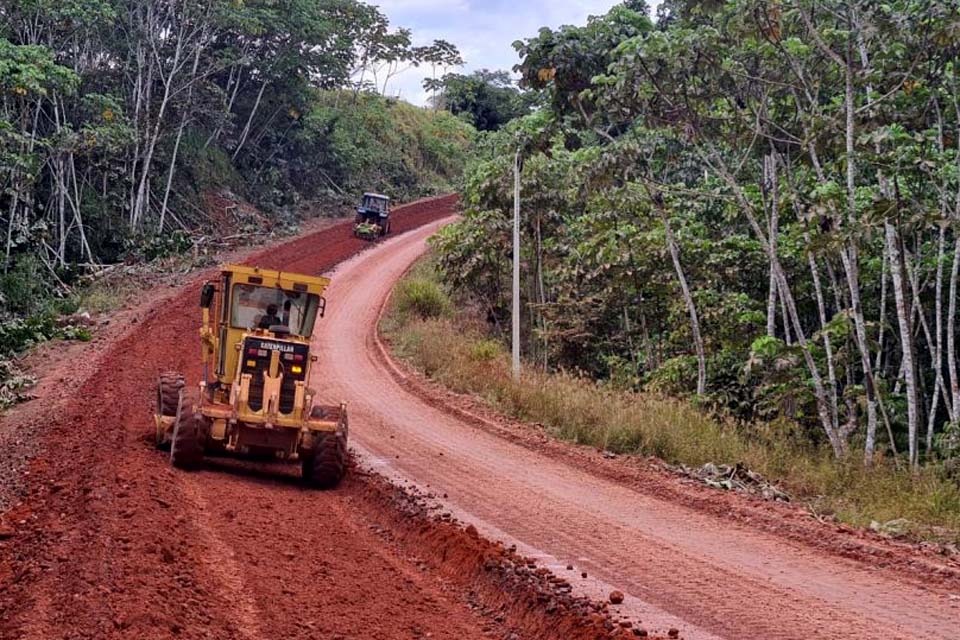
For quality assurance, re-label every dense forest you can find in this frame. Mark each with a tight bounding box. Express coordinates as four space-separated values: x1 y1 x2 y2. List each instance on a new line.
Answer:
0 0 475 394
435 0 960 471
6 0 960 478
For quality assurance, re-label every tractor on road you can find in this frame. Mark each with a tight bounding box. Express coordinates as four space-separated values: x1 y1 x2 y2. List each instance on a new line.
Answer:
154 265 348 487
353 192 391 239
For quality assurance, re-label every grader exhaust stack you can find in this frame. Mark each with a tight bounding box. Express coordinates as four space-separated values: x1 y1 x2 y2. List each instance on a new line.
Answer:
154 265 348 487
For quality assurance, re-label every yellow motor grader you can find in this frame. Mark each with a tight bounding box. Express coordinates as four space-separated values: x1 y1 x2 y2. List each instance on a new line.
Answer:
154 264 348 487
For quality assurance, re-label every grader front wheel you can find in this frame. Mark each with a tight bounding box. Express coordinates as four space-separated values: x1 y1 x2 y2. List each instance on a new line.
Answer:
156 372 185 449
303 405 348 488
302 432 347 488
170 412 205 470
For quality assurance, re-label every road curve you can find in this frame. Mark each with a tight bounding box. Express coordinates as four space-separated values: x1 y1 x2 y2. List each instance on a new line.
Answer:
314 216 960 640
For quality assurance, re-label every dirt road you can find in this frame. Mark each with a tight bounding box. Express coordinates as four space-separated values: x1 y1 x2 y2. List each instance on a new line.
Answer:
316 216 960 640
3 195 959 640
1 196 615 640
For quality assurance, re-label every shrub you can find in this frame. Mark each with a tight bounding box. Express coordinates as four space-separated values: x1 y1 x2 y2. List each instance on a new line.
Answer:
132 230 194 261
0 359 35 410
470 339 501 362
0 314 59 355
645 355 699 396
393 277 450 320
0 312 91 356
0 255 49 316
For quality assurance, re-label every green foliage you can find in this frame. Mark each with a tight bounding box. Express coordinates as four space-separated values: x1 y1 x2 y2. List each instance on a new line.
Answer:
469 338 501 362
393 277 451 321
0 314 58 355
0 309 90 357
0 359 35 410
440 0 960 467
935 422 960 463
0 255 48 316
0 273 91 410
438 70 532 131
513 4 652 122
133 231 195 261
0 38 78 98
294 91 474 201
646 356 700 396
177 131 244 195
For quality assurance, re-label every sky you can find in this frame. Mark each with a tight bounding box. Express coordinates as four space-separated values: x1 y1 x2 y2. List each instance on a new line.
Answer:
370 0 650 105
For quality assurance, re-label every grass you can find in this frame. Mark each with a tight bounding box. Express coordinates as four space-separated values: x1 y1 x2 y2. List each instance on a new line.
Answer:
77 278 142 314
382 256 960 542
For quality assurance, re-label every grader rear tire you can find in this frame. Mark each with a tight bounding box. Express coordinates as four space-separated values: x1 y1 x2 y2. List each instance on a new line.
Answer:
170 412 204 470
302 432 347 488
156 372 185 449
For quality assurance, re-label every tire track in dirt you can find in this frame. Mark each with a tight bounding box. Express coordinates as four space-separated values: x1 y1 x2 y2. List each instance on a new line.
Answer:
177 476 265 640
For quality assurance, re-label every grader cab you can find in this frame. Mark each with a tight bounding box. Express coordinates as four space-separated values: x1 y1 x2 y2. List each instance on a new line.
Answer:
154 265 348 487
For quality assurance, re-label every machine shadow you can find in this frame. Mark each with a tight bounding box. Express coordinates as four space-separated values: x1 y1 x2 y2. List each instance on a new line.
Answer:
199 455 334 490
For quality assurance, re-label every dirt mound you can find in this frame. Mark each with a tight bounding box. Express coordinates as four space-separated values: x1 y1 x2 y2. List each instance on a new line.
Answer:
350 469 625 640
202 189 271 235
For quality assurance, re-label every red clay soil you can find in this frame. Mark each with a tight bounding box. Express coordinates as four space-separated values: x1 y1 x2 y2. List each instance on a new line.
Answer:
315 216 960 640
348 471 621 640
0 196 618 640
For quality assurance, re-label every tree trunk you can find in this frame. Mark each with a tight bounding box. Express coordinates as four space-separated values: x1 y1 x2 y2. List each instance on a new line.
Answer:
765 154 779 338
886 221 919 467
205 64 244 149
948 237 960 420
700 145 844 456
875 251 888 373
807 247 840 433
232 79 268 161
132 11 186 227
535 213 548 371
646 187 706 396
160 41 204 232
66 153 94 265
783 160 841 433
802 94 880 462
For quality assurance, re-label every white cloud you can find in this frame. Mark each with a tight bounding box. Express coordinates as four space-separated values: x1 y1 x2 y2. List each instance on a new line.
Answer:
373 0 634 105
373 0 469 10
